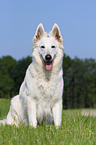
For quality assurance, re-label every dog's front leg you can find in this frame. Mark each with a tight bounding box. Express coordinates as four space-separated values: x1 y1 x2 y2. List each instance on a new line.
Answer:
27 98 37 128
52 100 62 128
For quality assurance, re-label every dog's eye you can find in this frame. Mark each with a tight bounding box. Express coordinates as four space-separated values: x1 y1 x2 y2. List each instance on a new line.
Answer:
51 45 56 48
41 46 45 49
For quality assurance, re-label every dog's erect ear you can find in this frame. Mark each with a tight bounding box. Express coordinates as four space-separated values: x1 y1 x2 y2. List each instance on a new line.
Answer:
34 23 45 41
51 24 63 42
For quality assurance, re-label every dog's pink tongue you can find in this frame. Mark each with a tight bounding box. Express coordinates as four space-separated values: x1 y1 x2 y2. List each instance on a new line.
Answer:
46 65 52 70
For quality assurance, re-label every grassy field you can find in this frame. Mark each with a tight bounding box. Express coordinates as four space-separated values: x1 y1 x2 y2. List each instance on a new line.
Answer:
0 99 96 145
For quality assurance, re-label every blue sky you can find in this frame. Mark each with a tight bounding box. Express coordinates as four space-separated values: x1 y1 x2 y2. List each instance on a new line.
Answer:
0 0 96 60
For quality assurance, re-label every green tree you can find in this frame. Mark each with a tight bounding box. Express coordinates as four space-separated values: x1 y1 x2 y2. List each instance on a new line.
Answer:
0 56 16 98
14 56 32 93
63 54 73 109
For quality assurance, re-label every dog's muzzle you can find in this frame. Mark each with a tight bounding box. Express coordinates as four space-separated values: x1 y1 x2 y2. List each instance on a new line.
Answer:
44 54 53 71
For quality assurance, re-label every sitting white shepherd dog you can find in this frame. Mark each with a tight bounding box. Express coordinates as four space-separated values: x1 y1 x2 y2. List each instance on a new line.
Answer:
0 23 64 128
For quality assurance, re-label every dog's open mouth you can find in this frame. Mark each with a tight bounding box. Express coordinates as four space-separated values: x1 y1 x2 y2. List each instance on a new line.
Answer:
44 60 53 71
43 54 53 71
40 54 54 71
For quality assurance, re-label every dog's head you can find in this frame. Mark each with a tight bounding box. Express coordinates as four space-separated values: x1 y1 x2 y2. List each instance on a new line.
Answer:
32 23 64 71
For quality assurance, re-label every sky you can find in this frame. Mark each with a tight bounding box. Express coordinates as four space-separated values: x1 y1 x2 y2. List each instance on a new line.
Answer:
0 0 96 60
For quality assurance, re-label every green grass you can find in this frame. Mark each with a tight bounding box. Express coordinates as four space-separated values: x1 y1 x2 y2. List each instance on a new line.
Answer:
0 99 96 145
0 99 10 119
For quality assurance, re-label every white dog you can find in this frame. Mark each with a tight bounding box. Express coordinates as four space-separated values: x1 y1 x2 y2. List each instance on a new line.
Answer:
0 23 64 128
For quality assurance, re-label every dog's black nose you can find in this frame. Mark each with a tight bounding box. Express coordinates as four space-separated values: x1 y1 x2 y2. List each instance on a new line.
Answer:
45 54 52 61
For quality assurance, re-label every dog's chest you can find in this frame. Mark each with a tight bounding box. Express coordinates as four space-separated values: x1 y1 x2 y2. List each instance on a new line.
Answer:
34 77 59 103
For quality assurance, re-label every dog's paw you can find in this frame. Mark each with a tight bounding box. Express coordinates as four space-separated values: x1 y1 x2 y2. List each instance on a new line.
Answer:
0 120 6 125
55 125 61 129
29 121 37 128
29 124 37 128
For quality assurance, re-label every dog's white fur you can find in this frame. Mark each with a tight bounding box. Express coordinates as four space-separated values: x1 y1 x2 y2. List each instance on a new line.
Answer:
0 23 64 128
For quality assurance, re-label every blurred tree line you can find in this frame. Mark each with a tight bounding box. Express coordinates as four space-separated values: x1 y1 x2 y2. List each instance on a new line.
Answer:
0 55 96 109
